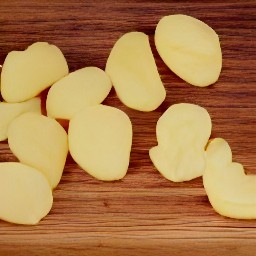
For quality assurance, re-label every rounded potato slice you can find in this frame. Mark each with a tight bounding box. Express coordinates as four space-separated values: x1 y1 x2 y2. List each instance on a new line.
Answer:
106 32 166 111
204 138 256 219
1 42 68 102
68 105 132 181
46 67 112 120
8 112 68 189
0 162 53 225
155 14 222 87
149 103 212 182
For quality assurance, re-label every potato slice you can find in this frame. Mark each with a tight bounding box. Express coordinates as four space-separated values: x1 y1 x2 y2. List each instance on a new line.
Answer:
155 14 222 87
203 138 256 219
46 67 112 120
105 32 166 111
149 103 212 182
8 112 68 189
0 97 41 141
68 105 132 181
0 162 53 225
1 42 68 103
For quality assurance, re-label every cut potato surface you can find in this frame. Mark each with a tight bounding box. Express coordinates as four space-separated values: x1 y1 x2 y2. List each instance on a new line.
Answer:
8 112 68 189
0 162 53 225
150 103 212 182
204 138 256 219
0 97 41 141
46 67 112 120
1 42 68 102
155 14 222 87
69 105 132 181
105 32 166 111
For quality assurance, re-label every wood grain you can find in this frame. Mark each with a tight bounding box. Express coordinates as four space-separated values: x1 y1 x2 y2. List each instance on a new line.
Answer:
0 0 256 255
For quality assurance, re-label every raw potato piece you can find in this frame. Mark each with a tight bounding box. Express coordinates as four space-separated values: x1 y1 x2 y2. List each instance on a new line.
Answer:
106 32 166 111
204 138 256 219
46 67 112 120
0 162 53 225
1 42 68 102
149 103 212 182
155 14 222 87
69 105 132 181
8 112 68 189
0 97 41 141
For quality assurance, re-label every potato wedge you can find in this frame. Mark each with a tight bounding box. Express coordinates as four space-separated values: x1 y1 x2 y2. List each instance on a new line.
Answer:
106 32 166 111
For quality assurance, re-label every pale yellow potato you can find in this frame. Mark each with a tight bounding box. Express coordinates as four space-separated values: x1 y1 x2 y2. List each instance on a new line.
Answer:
8 112 68 189
69 105 132 181
1 42 68 103
46 67 112 120
149 103 212 182
0 97 41 141
155 14 222 87
0 162 53 225
203 138 256 219
105 32 166 111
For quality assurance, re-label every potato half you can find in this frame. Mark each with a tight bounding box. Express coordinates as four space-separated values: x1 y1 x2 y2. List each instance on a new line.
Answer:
1 42 68 102
0 162 53 225
8 112 68 189
69 105 132 181
0 97 41 141
46 67 112 120
155 14 222 87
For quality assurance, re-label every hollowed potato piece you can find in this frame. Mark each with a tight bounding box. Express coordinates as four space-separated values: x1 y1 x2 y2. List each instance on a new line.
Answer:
204 138 256 219
150 103 212 182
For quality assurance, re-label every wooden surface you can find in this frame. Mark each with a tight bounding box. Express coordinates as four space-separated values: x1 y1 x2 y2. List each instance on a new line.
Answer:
0 1 256 255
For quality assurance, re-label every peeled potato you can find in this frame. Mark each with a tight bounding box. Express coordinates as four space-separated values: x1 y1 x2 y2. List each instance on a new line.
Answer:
155 14 222 87
1 42 68 103
69 105 132 181
46 67 112 120
150 103 212 182
8 112 68 189
105 32 166 111
204 138 256 219
0 162 53 225
0 97 41 141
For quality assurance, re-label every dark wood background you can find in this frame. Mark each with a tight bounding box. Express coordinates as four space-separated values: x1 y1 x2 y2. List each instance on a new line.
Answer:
0 1 256 255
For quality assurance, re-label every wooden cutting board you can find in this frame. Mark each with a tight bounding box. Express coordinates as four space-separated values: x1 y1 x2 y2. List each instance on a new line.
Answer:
0 1 256 255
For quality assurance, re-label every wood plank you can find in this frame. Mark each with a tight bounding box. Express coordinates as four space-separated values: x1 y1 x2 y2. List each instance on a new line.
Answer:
0 0 256 255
